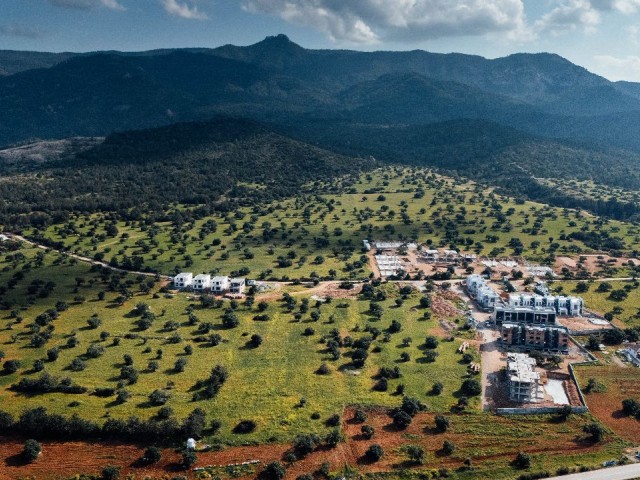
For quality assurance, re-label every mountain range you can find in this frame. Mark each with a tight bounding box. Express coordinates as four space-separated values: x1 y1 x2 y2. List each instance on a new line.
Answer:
2 34 640 219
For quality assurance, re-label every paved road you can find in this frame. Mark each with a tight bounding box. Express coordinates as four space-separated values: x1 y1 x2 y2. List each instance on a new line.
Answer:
545 463 640 480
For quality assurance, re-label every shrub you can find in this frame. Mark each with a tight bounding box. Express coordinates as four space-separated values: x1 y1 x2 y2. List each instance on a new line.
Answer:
442 440 455 455
622 398 640 416
249 334 263 348
70 358 86 371
233 419 256 434
262 461 286 480
424 336 439 349
461 379 482 396
326 414 340 427
46 348 59 362
361 424 374 439
365 444 384 461
354 409 367 423
86 344 105 358
3 359 21 374
102 465 120 480
514 452 531 469
148 389 170 406
182 450 197 469
406 444 425 464
392 410 412 429
293 433 321 456
22 439 41 463
142 446 161 464
316 363 330 375
435 414 450 432
174 357 188 373
325 429 342 448
431 381 444 395
583 422 605 442
422 350 439 362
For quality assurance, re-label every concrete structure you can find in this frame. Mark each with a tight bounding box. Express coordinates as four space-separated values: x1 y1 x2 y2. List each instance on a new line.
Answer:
508 293 583 316
375 254 402 278
424 248 476 264
211 276 230 293
193 274 211 291
173 272 193 289
506 353 543 403
493 305 557 326
501 322 570 353
229 278 246 294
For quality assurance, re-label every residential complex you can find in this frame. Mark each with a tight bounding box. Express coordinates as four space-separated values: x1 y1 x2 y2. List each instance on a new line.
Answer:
173 273 245 294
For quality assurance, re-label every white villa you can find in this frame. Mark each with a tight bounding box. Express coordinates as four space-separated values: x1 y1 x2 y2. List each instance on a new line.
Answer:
211 276 230 293
229 278 246 294
173 272 193 289
173 273 245 295
193 274 212 291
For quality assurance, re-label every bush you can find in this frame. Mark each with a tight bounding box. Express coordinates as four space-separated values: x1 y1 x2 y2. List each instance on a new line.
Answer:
293 433 321 456
622 398 640 416
102 465 120 480
316 363 330 375
583 422 605 442
424 336 439 349
249 334 263 348
3 359 21 374
182 450 197 469
148 389 170 406
514 452 531 469
442 440 455 455
233 419 256 434
22 439 41 463
406 444 425 464
392 410 412 429
325 429 342 448
262 461 286 480
365 444 384 461
142 446 161 464
461 379 482 396
353 409 367 423
431 381 444 395
326 414 340 427
434 414 449 432
174 357 188 373
361 424 375 439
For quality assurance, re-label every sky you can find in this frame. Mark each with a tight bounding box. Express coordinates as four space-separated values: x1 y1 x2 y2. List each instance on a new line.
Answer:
1 0 640 81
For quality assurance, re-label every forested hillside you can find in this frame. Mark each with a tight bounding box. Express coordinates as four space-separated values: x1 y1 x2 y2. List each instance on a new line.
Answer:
0 117 375 228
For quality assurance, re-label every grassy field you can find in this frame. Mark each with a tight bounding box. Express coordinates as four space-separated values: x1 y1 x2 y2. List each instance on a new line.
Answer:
20 167 640 281
0 244 480 445
1 165 637 479
574 364 640 443
559 279 640 327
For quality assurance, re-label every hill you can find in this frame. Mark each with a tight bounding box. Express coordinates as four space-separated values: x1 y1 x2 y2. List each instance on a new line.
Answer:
0 117 375 227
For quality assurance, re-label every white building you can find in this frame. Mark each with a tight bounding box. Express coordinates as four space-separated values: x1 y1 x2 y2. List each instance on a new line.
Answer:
620 347 640 367
466 274 498 310
229 278 246 294
193 274 211 291
173 272 193 289
211 276 230 293
508 294 583 316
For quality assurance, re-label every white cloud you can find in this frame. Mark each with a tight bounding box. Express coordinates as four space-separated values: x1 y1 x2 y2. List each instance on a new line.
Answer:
594 54 640 81
49 0 125 10
161 0 208 20
242 0 529 44
535 0 640 35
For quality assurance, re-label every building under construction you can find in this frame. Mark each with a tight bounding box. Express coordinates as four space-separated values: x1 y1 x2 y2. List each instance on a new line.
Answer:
501 322 570 353
506 353 544 403
493 305 557 326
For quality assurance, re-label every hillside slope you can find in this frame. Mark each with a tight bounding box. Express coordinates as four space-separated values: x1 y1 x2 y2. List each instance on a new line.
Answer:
0 117 375 226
